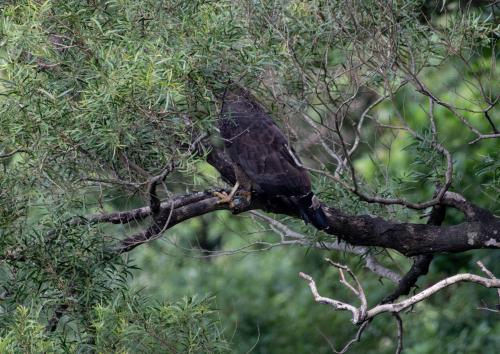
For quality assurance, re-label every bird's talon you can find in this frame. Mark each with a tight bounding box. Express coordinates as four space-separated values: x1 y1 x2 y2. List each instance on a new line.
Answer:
214 191 232 205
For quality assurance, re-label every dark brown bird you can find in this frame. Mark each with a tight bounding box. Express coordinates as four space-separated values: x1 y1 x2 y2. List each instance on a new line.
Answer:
216 85 328 229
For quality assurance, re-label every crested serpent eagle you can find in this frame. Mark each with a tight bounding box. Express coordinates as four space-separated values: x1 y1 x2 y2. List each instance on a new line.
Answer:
216 85 328 230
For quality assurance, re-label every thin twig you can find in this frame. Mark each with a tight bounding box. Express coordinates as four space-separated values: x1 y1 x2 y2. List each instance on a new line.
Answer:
0 149 29 158
251 211 401 283
393 313 404 354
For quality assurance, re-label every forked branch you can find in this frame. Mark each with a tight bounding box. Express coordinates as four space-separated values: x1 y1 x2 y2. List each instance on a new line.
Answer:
300 260 500 325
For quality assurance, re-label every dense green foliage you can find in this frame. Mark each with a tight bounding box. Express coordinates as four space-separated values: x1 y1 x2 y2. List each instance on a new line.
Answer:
0 295 227 353
1 0 498 353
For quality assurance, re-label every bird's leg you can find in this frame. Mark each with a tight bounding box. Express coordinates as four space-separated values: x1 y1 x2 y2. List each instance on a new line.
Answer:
214 181 240 205
228 181 241 200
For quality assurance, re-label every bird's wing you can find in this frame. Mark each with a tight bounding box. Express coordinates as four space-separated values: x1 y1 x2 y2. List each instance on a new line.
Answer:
228 112 311 197
218 85 327 229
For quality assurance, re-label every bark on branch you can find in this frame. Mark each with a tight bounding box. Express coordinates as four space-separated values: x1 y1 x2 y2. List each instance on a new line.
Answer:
74 185 500 256
79 146 499 256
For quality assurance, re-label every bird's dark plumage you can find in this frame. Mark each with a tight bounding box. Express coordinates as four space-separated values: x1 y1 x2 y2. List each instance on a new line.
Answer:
218 85 328 230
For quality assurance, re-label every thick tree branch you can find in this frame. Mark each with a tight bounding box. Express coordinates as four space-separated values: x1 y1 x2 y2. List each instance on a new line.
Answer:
117 192 228 253
321 206 499 256
74 147 500 257
381 203 446 303
74 191 212 225
92 186 500 256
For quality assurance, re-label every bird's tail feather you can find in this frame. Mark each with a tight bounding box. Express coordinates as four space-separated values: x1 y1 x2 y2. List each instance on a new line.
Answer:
293 192 329 230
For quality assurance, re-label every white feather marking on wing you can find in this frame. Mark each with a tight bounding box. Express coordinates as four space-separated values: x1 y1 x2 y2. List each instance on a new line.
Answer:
285 144 303 167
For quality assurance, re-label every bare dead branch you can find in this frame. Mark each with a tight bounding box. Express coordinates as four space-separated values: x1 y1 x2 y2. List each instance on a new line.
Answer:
250 211 402 283
299 272 360 320
477 260 500 307
370 273 500 317
300 260 500 325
